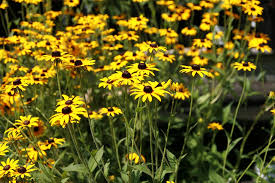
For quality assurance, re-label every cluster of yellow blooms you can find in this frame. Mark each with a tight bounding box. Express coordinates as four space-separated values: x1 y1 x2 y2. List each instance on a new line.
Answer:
0 0 273 181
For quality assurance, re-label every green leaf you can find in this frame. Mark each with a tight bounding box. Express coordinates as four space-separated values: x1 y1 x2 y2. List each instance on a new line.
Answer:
129 164 152 177
61 177 70 183
197 93 210 104
88 146 104 172
209 170 226 183
166 149 177 169
228 137 243 153
222 104 232 123
62 163 87 173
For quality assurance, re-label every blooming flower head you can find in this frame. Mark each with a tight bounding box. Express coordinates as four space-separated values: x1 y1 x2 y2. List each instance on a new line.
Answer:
180 65 210 77
136 41 167 54
232 61 256 71
207 122 223 130
130 81 171 102
57 95 85 108
127 62 159 77
126 152 145 164
14 164 36 179
14 115 39 130
170 82 191 100
0 142 9 156
99 107 122 117
0 158 19 177
50 105 87 128
112 70 143 86
42 138 65 149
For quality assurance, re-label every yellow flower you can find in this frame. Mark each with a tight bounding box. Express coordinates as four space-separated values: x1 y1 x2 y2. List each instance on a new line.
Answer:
14 164 36 179
126 153 145 164
181 26 197 36
14 115 39 130
112 70 143 86
166 181 175 183
0 142 9 156
57 95 85 108
42 138 65 149
207 122 223 130
232 61 256 71
192 38 212 48
0 158 19 177
99 107 122 117
180 65 210 77
130 81 171 102
170 82 191 100
136 41 167 54
127 62 159 76
155 52 176 63
64 0 79 7
50 105 87 128
271 109 275 115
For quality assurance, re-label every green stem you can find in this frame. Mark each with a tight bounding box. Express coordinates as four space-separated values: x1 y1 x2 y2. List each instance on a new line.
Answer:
176 78 195 182
108 117 121 170
147 102 155 180
223 73 247 175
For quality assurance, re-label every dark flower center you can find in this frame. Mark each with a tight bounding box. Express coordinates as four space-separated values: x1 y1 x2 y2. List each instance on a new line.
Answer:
150 43 158 48
48 138 55 143
65 100 73 105
41 73 45 77
3 165 10 170
17 167 27 173
52 51 61 57
33 126 39 132
46 41 50 46
27 98 32 102
191 64 201 71
243 62 249 67
144 86 153 93
138 62 147 69
34 78 40 81
13 79 22 85
8 92 14 96
108 107 114 112
74 60 83 66
164 54 169 57
251 7 255 11
122 71 131 78
107 80 114 84
62 106 72 114
23 120 30 125
133 52 137 56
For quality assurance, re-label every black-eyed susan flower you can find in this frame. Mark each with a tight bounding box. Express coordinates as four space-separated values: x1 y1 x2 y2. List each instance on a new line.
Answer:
207 122 223 130
136 41 167 54
112 70 143 86
166 181 175 183
155 52 176 63
126 152 145 164
191 56 209 66
89 111 103 120
192 38 212 48
57 95 85 108
99 107 122 117
0 142 9 156
180 65 210 77
43 138 65 149
127 62 159 76
130 81 170 102
232 61 256 71
50 105 87 128
98 77 118 90
14 115 39 130
242 2 263 16
23 142 47 162
32 121 46 137
170 82 191 100
0 158 19 176
64 0 80 7
181 26 197 36
14 164 36 178
4 77 29 92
